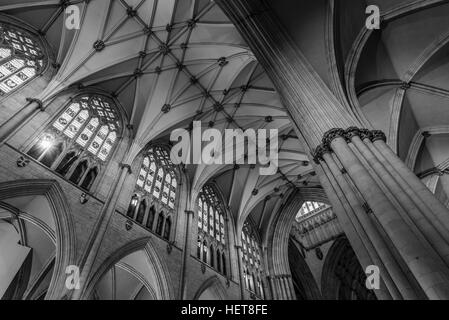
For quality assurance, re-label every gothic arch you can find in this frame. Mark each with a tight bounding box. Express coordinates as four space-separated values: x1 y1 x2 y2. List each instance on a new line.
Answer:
83 237 174 300
321 237 376 300
266 188 330 277
288 239 322 300
0 14 54 100
193 276 228 300
0 179 76 299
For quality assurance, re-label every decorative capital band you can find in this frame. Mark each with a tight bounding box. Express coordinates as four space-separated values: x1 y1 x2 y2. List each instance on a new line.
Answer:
119 163 132 174
371 130 387 143
26 97 44 111
322 128 345 147
312 144 332 164
313 127 387 164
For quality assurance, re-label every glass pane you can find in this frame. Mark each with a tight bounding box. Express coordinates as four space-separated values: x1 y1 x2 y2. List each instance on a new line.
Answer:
76 117 99 147
53 102 80 132
98 131 116 161
88 125 108 155
137 167 147 187
64 109 89 139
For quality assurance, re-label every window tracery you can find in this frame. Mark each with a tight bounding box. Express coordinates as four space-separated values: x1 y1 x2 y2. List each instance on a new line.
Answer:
127 146 178 241
196 185 227 276
0 24 45 96
241 221 264 298
27 94 121 192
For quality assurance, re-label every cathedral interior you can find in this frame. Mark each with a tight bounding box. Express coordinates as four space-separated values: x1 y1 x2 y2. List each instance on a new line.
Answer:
1 0 449 301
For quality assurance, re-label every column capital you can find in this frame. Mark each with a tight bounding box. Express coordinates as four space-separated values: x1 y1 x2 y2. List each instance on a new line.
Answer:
371 130 387 143
322 128 345 148
312 144 332 164
184 210 194 215
26 97 44 111
314 127 387 160
119 163 132 174
358 128 374 141
344 126 361 141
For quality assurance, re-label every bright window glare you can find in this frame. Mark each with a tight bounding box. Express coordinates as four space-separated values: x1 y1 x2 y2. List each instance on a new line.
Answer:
295 201 329 221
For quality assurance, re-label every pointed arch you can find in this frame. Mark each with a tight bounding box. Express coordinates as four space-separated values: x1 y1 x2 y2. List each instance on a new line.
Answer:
193 276 228 300
321 237 376 300
146 205 156 230
135 199 147 224
127 194 138 219
0 179 76 300
84 237 174 300
163 216 171 240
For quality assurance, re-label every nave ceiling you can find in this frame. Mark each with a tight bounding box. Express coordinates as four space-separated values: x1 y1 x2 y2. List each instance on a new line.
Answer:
3 0 449 236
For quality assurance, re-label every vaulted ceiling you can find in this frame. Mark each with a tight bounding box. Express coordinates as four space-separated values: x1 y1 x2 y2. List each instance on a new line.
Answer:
0 0 320 236
5 0 448 238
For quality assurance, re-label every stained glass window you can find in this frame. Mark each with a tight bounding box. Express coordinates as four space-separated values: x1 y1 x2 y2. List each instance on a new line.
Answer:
129 146 178 241
27 94 121 192
136 147 178 206
241 221 264 298
0 24 45 96
296 201 329 221
51 95 120 161
197 185 227 274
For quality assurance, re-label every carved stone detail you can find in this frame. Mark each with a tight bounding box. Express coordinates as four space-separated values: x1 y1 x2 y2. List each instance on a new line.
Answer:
313 127 387 164
371 130 387 143
26 97 44 111
322 128 345 148
344 126 361 141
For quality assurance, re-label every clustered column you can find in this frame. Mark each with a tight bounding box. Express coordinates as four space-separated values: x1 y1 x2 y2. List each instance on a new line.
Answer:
314 128 449 299
216 0 449 299
267 274 295 300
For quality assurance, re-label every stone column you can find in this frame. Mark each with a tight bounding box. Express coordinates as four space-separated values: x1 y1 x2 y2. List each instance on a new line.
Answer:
216 0 449 299
286 275 296 300
268 275 277 300
0 98 44 144
281 275 291 300
235 245 246 300
71 163 132 300
314 128 449 299
180 210 194 299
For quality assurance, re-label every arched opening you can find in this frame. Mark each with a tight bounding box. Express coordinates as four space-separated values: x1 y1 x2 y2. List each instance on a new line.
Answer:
55 152 78 176
146 205 155 230
163 217 171 240
210 245 214 268
40 142 63 168
135 200 147 225
195 184 229 272
216 250 221 273
69 161 87 184
197 237 202 259
126 195 138 219
0 180 75 300
128 146 180 239
321 237 377 300
80 167 98 191
194 276 227 300
222 253 226 276
202 240 208 263
86 239 173 300
155 212 164 236
288 239 321 300
0 23 47 97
